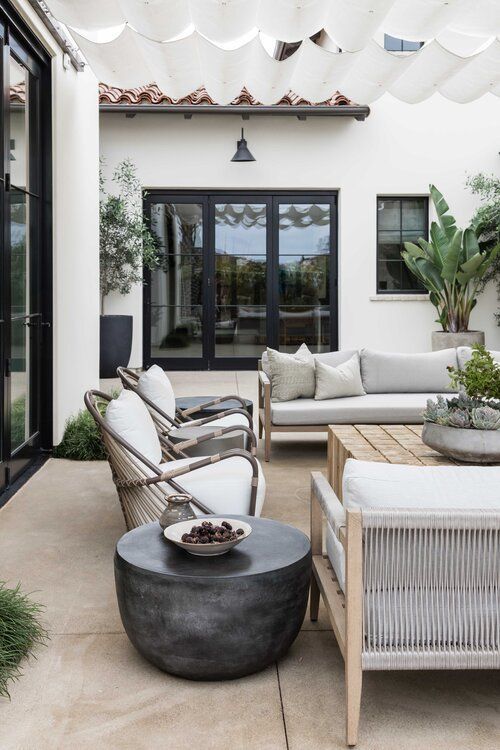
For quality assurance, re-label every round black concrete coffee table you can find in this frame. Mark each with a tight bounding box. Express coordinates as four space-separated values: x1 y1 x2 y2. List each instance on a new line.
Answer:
115 516 310 680
175 396 253 420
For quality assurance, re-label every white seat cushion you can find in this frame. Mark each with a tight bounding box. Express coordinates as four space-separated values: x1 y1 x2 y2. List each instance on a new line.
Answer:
158 455 266 517
206 413 250 429
138 364 176 419
343 459 500 510
271 393 450 426
327 459 500 592
105 390 162 465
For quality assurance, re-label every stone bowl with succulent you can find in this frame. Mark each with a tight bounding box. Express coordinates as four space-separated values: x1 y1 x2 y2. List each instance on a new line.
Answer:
421 345 500 463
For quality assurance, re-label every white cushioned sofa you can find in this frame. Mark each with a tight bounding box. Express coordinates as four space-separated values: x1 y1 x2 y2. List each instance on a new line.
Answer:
310 459 500 746
258 347 460 461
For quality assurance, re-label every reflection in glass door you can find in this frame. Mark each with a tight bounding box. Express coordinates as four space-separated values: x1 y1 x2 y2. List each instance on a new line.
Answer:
147 199 206 367
144 192 337 370
214 201 269 359
0 13 51 492
276 201 332 353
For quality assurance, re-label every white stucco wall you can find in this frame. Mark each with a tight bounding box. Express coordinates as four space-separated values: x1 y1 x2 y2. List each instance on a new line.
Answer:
100 92 500 365
13 2 100 443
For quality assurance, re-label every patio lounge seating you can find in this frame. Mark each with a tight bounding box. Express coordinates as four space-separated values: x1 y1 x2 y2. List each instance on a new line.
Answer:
85 389 265 530
259 347 461 461
310 459 500 746
118 365 254 451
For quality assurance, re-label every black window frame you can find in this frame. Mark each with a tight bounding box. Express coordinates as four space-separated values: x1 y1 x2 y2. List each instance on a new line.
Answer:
384 34 423 52
376 195 429 295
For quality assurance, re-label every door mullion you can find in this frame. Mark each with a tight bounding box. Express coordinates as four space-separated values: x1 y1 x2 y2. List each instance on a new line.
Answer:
268 196 278 350
204 196 214 369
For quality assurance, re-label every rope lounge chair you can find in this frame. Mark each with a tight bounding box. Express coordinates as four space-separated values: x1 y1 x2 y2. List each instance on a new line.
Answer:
117 365 254 453
85 389 265 530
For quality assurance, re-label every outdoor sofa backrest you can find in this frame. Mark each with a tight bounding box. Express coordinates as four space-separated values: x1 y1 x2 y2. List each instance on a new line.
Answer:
260 347 460 395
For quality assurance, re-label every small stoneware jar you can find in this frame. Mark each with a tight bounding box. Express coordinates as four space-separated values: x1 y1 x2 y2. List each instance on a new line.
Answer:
159 494 196 530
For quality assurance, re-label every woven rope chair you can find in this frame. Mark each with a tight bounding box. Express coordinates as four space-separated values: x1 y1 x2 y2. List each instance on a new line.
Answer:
310 471 500 746
117 366 252 428
117 367 256 460
85 390 260 530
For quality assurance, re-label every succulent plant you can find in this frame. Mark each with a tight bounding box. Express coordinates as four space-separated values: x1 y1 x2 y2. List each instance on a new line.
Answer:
423 395 451 425
471 406 500 431
447 408 471 429
423 395 500 430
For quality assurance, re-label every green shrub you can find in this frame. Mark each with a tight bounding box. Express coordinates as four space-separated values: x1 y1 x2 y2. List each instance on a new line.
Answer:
448 344 500 400
0 582 48 699
53 409 106 461
53 390 119 461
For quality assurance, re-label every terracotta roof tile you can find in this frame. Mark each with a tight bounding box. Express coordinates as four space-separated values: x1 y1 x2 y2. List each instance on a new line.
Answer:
98 83 355 107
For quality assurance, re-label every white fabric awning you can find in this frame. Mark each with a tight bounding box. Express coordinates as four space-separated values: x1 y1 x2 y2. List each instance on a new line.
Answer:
46 0 500 105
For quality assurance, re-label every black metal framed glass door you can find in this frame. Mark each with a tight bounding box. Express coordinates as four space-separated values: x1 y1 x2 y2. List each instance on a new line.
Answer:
0 4 51 491
144 191 337 370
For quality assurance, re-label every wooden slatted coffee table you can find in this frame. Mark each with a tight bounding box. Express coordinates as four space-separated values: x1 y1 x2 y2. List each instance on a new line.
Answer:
327 424 461 500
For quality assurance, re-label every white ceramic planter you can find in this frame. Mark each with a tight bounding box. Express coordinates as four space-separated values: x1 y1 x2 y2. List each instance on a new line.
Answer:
422 421 500 463
431 330 485 351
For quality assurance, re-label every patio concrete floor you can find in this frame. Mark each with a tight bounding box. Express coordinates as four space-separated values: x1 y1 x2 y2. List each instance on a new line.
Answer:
0 370 499 749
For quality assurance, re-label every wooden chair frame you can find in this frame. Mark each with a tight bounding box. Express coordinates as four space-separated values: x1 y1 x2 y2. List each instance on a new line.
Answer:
85 390 260 530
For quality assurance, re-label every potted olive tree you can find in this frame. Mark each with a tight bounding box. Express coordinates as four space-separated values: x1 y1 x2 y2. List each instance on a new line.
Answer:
402 185 499 350
100 159 157 377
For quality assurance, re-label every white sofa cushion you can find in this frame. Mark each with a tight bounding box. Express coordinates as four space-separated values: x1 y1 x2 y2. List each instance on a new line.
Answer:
327 459 500 592
267 344 315 402
138 364 176 419
360 348 457 393
457 346 500 369
342 458 500 510
105 390 162 465
158 455 266 517
315 354 365 400
271 392 448 426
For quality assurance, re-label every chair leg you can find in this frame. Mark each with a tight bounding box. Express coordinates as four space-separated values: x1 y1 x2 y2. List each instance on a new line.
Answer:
345 660 362 747
258 415 263 439
264 428 271 462
310 573 320 621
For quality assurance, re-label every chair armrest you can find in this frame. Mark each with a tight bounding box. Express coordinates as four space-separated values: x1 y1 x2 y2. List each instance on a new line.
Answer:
169 424 257 455
311 471 346 537
258 369 271 387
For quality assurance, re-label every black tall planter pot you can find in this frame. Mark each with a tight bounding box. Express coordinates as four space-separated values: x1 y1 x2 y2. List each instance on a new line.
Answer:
100 315 133 379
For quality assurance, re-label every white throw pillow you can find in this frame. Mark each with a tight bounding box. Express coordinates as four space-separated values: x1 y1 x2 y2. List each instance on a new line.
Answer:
267 344 315 402
105 389 162 465
314 354 365 400
138 364 176 419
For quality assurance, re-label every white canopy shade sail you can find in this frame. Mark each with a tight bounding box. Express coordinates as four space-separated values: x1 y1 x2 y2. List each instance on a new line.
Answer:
46 0 500 104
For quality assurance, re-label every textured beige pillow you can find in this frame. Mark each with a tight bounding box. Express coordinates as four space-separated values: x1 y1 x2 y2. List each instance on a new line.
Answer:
315 354 366 400
267 345 315 402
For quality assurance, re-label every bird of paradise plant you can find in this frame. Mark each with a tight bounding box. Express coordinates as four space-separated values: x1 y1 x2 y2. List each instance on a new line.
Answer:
402 185 499 332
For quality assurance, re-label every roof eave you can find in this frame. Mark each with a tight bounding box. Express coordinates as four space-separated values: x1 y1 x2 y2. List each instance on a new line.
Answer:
99 103 370 120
